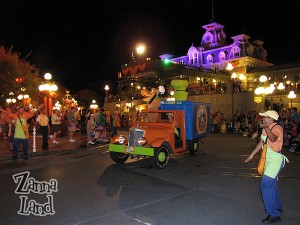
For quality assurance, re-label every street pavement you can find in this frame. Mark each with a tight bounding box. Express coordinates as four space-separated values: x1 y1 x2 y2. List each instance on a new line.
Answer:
0 128 128 161
0 131 299 224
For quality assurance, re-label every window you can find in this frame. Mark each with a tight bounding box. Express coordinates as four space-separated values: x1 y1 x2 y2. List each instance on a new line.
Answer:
188 46 198 65
189 55 193 65
194 53 198 64
219 51 226 61
206 54 213 63
231 45 240 58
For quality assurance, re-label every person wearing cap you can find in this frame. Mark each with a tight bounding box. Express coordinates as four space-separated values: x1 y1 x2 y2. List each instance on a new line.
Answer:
244 110 288 224
0 105 42 160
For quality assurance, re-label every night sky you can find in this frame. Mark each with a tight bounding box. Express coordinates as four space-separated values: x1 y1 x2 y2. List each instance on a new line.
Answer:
1 0 300 96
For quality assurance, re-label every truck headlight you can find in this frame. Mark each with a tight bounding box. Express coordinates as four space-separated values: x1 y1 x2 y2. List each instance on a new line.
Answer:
137 137 147 146
118 135 127 144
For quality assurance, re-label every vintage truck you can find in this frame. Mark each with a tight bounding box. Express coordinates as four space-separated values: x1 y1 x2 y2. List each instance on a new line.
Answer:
109 100 211 168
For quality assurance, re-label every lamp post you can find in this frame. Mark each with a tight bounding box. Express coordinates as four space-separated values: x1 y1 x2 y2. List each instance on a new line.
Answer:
6 98 16 106
277 83 285 96
288 91 296 108
6 92 16 106
277 82 285 110
104 85 109 97
17 94 30 106
226 62 233 71
90 100 98 112
230 72 238 118
254 75 275 109
104 85 109 110
39 73 58 116
17 87 31 106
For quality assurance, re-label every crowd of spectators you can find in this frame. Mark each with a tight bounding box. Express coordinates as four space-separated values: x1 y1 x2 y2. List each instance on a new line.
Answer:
0 105 126 151
2 103 300 154
188 79 243 95
211 108 300 153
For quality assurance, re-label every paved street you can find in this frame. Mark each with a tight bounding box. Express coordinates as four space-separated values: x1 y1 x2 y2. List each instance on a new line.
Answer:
0 132 299 225
0 128 127 161
0 132 87 161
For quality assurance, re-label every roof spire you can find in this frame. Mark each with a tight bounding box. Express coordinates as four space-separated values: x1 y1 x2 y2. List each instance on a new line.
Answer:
211 0 214 22
129 51 136 64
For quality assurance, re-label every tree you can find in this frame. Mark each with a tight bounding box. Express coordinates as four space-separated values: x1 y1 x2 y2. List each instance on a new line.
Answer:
73 89 99 109
0 45 42 107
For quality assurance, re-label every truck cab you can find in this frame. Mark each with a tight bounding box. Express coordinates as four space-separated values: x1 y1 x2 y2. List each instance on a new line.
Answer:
109 101 210 168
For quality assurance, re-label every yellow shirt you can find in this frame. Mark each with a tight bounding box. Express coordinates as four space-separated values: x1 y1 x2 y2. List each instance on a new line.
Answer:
37 114 49 126
6 111 34 139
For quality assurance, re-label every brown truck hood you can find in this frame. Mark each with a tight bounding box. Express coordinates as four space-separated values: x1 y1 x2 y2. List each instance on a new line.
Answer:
135 124 173 142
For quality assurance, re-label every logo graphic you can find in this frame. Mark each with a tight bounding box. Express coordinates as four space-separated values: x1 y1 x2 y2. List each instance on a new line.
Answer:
12 171 58 216
196 105 208 134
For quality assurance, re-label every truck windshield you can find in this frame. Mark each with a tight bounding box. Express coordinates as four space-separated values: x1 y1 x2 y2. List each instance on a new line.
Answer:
139 112 173 123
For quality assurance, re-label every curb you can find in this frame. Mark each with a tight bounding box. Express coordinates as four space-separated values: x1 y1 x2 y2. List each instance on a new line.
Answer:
0 128 129 162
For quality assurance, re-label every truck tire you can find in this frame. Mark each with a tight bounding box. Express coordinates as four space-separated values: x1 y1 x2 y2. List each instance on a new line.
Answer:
110 152 129 163
188 140 199 156
151 146 170 169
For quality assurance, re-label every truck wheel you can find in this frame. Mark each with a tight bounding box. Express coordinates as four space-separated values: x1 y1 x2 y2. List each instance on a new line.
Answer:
188 140 199 156
151 146 170 169
110 152 129 163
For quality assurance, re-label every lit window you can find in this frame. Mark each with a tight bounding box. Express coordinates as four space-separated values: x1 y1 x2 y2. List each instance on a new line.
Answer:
219 51 226 61
231 45 240 58
206 54 213 63
194 53 198 64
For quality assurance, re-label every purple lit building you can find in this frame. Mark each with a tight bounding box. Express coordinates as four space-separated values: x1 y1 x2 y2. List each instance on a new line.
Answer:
112 19 300 120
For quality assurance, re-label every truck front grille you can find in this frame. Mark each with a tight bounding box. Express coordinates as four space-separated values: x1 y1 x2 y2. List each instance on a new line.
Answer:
129 129 144 146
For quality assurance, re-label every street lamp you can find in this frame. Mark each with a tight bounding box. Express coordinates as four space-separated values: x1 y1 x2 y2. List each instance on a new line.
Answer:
226 63 233 71
39 73 58 116
90 100 98 111
259 75 268 83
288 91 296 108
17 87 31 106
136 43 146 61
277 82 285 110
17 94 30 106
277 82 285 94
231 72 237 79
254 75 274 109
104 85 109 110
104 85 109 97
6 92 16 106
6 98 16 105
254 75 270 95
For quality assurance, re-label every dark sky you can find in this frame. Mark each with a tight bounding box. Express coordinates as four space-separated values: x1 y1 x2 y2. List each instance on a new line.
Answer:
1 0 300 96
